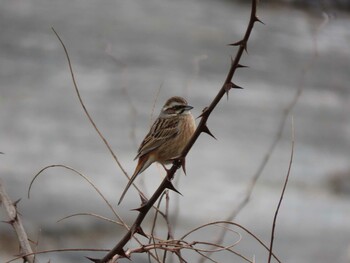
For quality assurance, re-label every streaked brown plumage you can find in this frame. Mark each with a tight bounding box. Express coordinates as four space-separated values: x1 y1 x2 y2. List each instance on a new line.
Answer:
118 96 196 204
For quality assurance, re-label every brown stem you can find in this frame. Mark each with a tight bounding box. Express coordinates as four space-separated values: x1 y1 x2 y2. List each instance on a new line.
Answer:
268 117 295 263
0 179 38 263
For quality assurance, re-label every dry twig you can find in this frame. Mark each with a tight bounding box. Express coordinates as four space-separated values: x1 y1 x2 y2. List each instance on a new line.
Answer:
0 179 37 263
268 117 295 263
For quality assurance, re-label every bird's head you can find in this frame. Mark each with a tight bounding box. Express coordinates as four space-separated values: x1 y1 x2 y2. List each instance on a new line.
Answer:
160 96 193 117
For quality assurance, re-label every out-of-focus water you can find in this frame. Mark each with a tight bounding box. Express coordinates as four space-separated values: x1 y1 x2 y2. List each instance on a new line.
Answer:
1 0 349 262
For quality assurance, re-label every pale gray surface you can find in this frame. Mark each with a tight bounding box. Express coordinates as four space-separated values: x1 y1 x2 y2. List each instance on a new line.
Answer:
1 0 350 262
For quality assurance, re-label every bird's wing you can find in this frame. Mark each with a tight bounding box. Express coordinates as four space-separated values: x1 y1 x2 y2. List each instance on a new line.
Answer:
134 117 179 160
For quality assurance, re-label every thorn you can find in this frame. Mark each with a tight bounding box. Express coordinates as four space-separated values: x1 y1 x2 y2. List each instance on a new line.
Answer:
228 40 247 53
0 152 4 154
202 125 217 140
170 157 186 175
228 39 244 46
131 204 148 213
86 257 101 263
224 83 232 100
197 107 209 119
13 198 21 207
254 16 265 24
231 57 248 68
164 180 182 196
232 83 244 89
139 193 148 206
225 82 243 90
181 157 187 175
136 226 148 238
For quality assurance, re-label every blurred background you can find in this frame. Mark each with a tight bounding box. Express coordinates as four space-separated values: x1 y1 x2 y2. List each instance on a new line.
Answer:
1 0 349 262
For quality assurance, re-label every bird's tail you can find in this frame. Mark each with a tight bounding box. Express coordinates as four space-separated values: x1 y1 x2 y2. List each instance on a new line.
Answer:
118 155 151 205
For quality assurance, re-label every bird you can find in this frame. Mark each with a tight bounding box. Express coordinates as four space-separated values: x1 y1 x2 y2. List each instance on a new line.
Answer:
118 96 196 205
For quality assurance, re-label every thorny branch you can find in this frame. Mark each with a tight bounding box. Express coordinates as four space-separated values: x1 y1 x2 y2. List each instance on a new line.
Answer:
202 11 323 261
91 0 262 262
0 179 38 263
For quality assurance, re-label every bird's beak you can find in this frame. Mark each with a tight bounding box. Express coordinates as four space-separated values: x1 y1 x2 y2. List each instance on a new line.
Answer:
184 105 193 111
